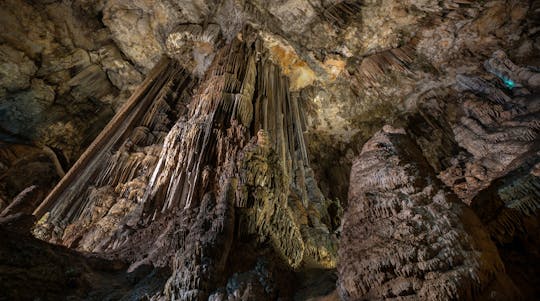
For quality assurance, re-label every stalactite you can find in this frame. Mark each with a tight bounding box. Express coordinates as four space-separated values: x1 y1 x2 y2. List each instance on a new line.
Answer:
352 46 415 93
237 131 306 268
166 24 222 77
234 54 256 126
33 59 195 244
36 30 337 300
319 0 363 28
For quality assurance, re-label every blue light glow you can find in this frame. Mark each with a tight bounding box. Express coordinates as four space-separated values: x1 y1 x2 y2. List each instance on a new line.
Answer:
503 78 515 89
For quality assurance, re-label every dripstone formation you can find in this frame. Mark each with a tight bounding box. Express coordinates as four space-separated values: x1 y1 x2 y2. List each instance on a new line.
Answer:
1 0 540 300
27 32 338 300
338 126 517 300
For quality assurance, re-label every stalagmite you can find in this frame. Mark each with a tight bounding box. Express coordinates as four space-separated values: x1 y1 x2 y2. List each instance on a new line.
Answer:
338 126 518 300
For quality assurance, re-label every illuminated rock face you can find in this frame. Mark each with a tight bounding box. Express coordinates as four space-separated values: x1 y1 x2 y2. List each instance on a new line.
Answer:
29 34 338 300
1 0 540 300
1 0 538 211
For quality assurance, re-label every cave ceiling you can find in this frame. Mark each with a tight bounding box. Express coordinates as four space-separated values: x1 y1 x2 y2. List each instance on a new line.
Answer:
1 0 540 300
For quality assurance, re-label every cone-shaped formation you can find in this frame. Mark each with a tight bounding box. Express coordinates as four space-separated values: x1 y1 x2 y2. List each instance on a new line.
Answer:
338 126 517 300
319 0 363 29
352 46 416 92
34 31 337 300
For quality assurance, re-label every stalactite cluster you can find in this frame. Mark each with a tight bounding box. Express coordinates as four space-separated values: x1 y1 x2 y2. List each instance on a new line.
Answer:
31 30 337 300
33 59 195 247
319 0 363 29
352 46 415 92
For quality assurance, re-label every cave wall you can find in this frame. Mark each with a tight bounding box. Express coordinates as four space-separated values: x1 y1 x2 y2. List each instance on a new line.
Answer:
1 0 540 300
2 0 539 209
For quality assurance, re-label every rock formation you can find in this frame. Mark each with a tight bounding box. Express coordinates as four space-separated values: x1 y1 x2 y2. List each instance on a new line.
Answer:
26 31 338 300
403 50 540 297
0 226 170 300
338 126 518 300
0 0 539 300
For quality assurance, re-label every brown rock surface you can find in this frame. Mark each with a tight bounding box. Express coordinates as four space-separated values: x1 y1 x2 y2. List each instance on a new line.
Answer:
31 33 338 300
0 0 539 299
338 126 518 300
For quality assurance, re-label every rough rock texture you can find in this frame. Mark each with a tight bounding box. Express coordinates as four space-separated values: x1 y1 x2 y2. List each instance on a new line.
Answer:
1 0 539 209
402 50 540 214
30 33 338 300
403 50 540 298
338 126 518 300
1 0 540 300
34 57 194 249
0 0 143 212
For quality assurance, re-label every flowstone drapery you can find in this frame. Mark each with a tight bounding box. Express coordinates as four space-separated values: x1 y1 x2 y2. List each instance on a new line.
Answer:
33 32 337 300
